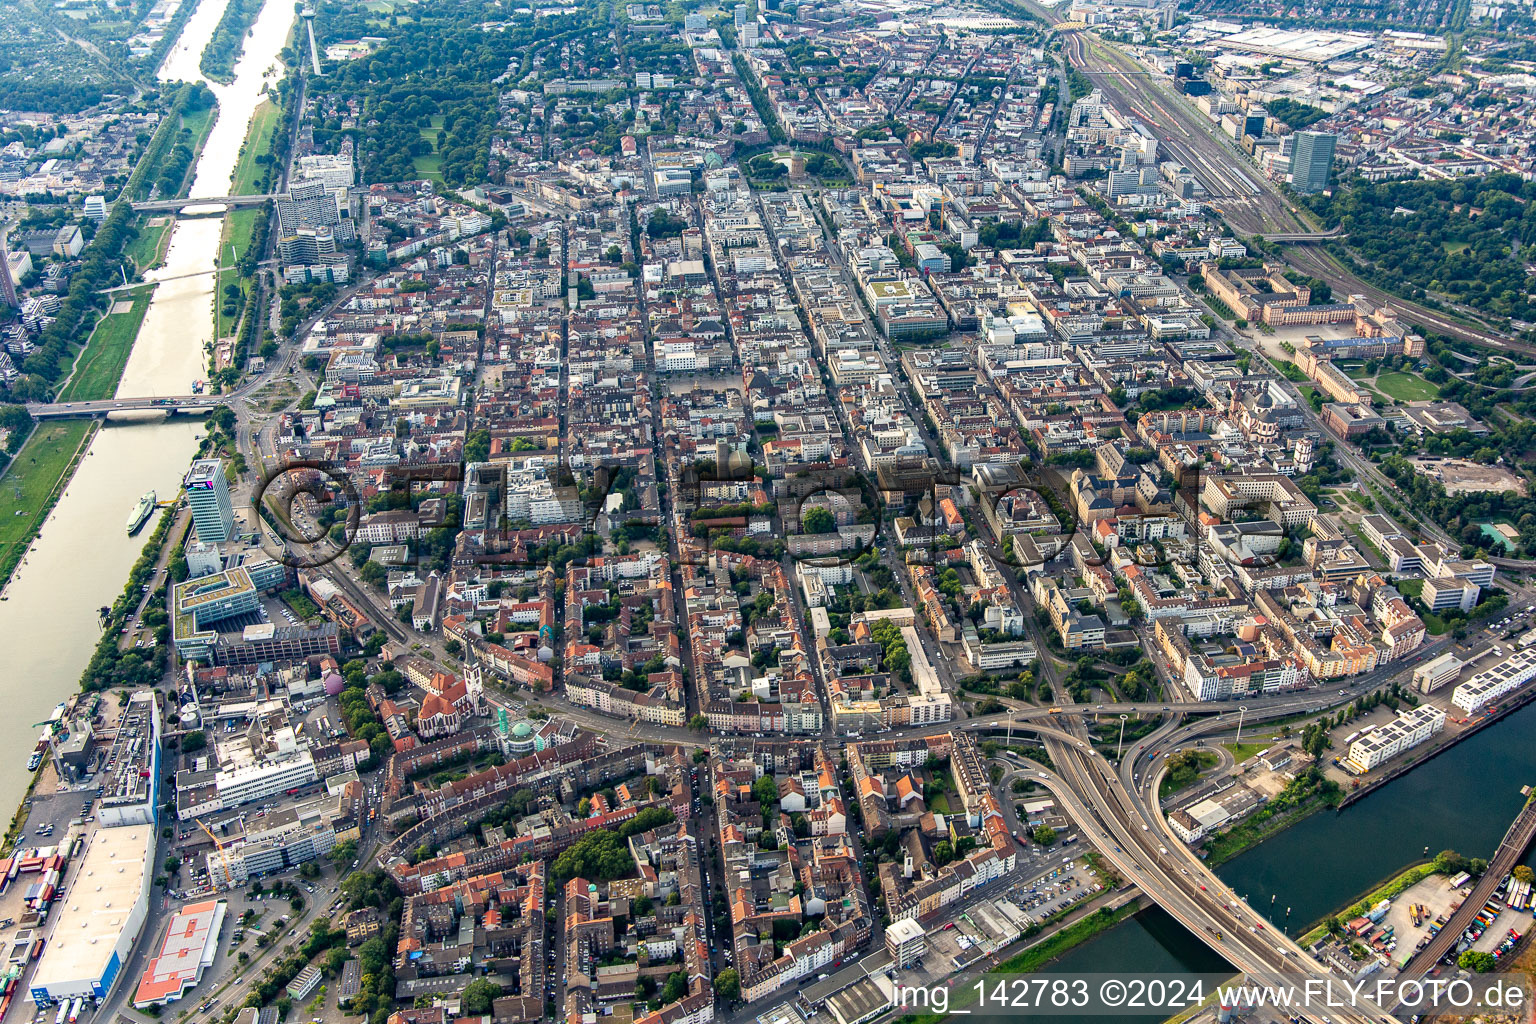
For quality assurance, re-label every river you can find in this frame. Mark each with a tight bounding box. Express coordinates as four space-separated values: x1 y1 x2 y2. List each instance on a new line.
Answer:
0 0 294 819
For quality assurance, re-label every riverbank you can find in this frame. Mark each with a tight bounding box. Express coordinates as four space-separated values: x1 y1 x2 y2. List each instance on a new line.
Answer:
57 286 157 403
1203 795 1333 868
0 420 97 590
1338 681 1536 809
1296 861 1437 947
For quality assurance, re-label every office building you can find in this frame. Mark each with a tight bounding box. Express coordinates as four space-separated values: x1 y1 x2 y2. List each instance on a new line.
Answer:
1452 647 1536 715
185 459 234 542
0 228 17 308
1413 652 1461 694
885 919 926 968
1344 704 1445 773
294 153 355 190
277 225 339 265
276 178 353 242
172 559 289 659
1290 131 1336 194
99 691 161 827
204 797 338 887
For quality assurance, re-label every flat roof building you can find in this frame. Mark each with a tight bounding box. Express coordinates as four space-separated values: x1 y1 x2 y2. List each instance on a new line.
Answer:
29 824 154 1004
133 900 227 1006
99 691 161 827
884 918 926 968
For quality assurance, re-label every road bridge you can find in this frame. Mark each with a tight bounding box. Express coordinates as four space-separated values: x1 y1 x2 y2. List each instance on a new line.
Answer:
26 395 221 418
129 193 278 213
1400 795 1536 978
1017 722 1393 1024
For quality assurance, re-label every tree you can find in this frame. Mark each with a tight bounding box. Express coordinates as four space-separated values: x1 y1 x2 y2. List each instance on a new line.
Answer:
462 978 503 1014
1434 849 1469 875
1513 865 1534 885
1033 825 1058 846
933 840 955 866
688 714 708 731
716 968 740 1002
753 774 779 805
1458 950 1497 972
801 506 836 534
550 829 634 884
182 730 207 752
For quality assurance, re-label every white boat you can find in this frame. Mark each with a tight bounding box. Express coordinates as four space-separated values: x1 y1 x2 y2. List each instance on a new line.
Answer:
126 490 157 535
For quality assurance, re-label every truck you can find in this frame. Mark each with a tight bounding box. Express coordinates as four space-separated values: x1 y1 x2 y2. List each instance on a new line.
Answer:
67 998 81 1023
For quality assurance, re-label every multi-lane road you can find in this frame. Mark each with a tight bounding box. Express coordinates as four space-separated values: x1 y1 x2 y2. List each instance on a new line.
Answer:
1028 721 1395 1024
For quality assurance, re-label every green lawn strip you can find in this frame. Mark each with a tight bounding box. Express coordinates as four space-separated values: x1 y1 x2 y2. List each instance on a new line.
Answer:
0 421 97 588
214 207 262 340
57 285 155 402
412 154 444 182
1222 741 1267 763
1296 862 1436 947
230 99 280 196
178 103 219 194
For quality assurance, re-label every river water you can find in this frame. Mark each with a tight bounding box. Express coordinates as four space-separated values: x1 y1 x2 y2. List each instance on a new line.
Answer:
0 0 293 819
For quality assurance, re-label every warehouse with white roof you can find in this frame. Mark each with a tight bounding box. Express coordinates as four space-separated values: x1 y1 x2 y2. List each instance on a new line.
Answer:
29 824 153 1005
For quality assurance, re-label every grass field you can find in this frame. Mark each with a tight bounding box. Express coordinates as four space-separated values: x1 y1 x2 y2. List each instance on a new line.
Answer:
214 95 283 342
230 99 280 195
1223 741 1268 763
57 286 156 402
0 421 96 588
1374 371 1439 402
412 153 444 183
125 217 170 272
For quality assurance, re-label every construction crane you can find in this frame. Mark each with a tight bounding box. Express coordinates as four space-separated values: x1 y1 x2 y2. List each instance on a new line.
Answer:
198 819 233 888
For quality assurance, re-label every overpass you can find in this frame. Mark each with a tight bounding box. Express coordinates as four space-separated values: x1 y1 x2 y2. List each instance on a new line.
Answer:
27 395 222 419
130 193 278 213
1012 723 1391 1024
1399 795 1536 978
1263 226 1346 243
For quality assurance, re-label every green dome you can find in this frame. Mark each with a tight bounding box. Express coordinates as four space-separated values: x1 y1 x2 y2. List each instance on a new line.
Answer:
512 721 532 737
